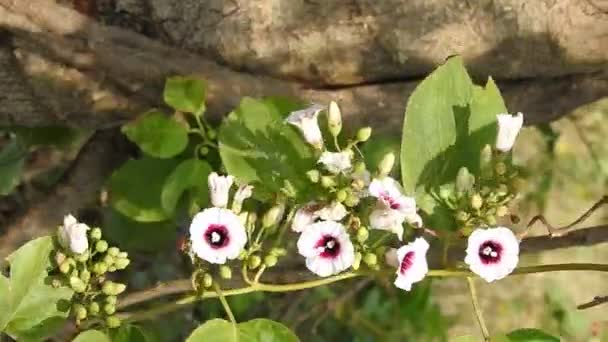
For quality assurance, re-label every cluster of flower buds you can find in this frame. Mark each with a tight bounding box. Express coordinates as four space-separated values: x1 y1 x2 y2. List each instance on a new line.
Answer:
53 215 129 328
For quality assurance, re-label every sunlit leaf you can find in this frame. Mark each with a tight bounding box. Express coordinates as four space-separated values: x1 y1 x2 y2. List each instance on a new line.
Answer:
164 76 206 114
122 111 189 158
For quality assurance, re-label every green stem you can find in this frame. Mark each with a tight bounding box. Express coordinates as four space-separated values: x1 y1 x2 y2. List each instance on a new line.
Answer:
214 283 238 340
253 265 267 284
467 277 490 341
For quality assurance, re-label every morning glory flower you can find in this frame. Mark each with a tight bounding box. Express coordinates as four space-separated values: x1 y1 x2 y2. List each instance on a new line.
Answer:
496 112 524 152
464 227 519 282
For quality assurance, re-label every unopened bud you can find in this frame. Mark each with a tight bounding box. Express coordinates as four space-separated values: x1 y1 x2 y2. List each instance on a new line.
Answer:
109 266 117 272
328 101 342 137
352 252 362 270
73 304 87 320
203 273 213 288
262 204 285 228
118 251 128 259
90 228 102 240
378 152 395 176
104 303 116 315
113 283 126 295
95 240 109 253
363 253 378 267
219 265 232 279
59 261 71 274
456 167 475 193
248 255 262 269
439 186 452 200
495 162 507 176
107 247 120 257
106 315 121 328
55 251 67 266
320 175 336 188
102 281 115 295
470 194 483 210
270 248 287 257
75 251 90 263
306 169 320 183
207 129 217 140
80 270 91 283
356 127 372 142
103 255 115 266
70 277 86 293
356 227 369 243
264 255 278 267
199 146 210 156
351 179 365 191
105 296 117 305
497 184 509 196
485 215 497 225
480 145 493 177
336 189 348 202
115 258 130 270
89 302 100 315
344 194 360 207
456 211 470 222
496 206 509 217
93 262 108 275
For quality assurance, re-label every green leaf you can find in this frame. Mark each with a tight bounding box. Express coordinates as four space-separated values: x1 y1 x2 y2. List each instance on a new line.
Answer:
164 76 206 114
450 335 476 342
161 158 212 215
401 56 473 195
0 137 26 195
361 135 401 176
187 319 299 342
122 111 189 158
73 330 112 342
111 324 152 342
1 237 73 340
506 329 560 341
218 97 315 200
104 210 177 253
108 157 179 222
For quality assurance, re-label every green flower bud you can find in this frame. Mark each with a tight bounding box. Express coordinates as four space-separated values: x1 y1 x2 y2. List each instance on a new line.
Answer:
344 194 360 207
306 169 320 183
106 315 121 328
485 215 497 225
351 179 365 191
439 186 452 200
104 303 116 315
363 253 378 267
248 255 262 269
497 184 509 196
115 258 131 270
89 302 100 315
356 127 372 142
199 146 210 156
93 262 108 275
80 269 91 283
73 304 87 320
354 161 366 174
460 226 475 237
456 167 475 193
456 211 470 222
75 251 90 263
118 251 128 259
480 144 493 177
109 266 117 272
90 228 102 241
207 128 217 140
95 240 109 253
495 162 507 176
113 283 127 295
262 204 285 228
470 194 483 210
102 281 115 295
107 247 120 257
496 205 509 217
270 247 287 257
264 255 278 267
336 189 348 203
356 227 369 243
328 101 342 137
320 175 336 188
106 296 117 305
103 255 115 266
69 277 86 293
51 278 62 288
352 252 362 270
59 260 71 274
219 265 232 279
203 273 213 288
377 152 395 176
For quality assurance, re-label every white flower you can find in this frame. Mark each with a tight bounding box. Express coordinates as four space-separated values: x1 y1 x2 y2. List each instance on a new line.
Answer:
286 104 325 149
315 202 348 221
208 172 234 208
58 214 90 254
189 207 247 264
496 112 524 152
368 177 422 240
318 151 352 174
291 202 321 232
464 227 519 282
297 221 355 277
234 184 253 203
394 238 429 291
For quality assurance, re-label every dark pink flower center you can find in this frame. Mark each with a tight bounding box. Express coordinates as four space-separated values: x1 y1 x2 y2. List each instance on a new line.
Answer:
478 240 502 264
380 192 400 210
315 235 341 259
399 251 415 274
205 224 230 249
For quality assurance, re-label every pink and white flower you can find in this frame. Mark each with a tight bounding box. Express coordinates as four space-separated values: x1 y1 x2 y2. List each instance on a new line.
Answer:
286 104 325 149
189 207 247 264
208 172 234 208
297 221 355 277
464 227 519 282
368 177 422 240
58 214 90 254
496 112 524 152
393 238 430 291
318 151 352 174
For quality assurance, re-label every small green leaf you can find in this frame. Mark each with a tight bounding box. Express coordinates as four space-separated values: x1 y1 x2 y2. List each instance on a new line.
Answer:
73 330 112 342
239 319 299 342
122 111 189 158
187 319 235 342
104 210 176 253
164 76 206 114
219 97 316 200
0 137 26 195
161 158 212 215
108 157 179 222
506 328 560 341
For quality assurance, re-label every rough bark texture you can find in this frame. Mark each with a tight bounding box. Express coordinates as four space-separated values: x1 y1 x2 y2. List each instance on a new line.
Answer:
141 0 608 85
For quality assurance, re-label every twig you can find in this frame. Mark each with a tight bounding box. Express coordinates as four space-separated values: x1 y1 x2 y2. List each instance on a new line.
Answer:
214 283 238 339
467 277 490 341
577 295 608 310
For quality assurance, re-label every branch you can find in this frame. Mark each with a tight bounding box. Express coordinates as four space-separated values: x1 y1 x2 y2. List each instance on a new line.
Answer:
577 295 608 310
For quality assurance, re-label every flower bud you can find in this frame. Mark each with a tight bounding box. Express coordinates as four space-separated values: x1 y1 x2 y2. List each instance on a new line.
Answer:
480 145 493 177
93 262 108 275
207 128 217 140
104 303 116 315
80 269 91 283
496 205 509 217
336 189 348 203
106 296 117 305
107 247 120 257
90 228 102 241
73 304 87 320
352 252 362 270
118 251 128 259
306 169 320 183
102 281 115 295
51 278 62 288
103 255 115 266
55 251 67 266
199 146 210 156
106 315 121 328
95 240 109 253
59 260 71 274
114 283 127 295
356 127 372 142
497 184 509 196
363 253 378 267
470 194 483 210
219 265 232 279
460 226 475 237
248 255 262 269
264 255 278 267
485 215 497 225
356 227 369 243
439 186 452 200
262 204 285 228
456 211 470 222
328 101 342 137
495 162 507 176
320 175 336 188
115 258 131 270
456 167 475 193
89 302 100 315
109 266 117 272
70 277 86 293
344 194 360 207
377 152 395 177
75 251 90 263
203 273 213 288
270 247 287 257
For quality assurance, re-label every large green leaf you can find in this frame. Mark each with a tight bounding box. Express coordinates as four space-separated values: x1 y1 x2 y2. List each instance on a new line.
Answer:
219 97 315 200
72 330 111 342
400 56 473 195
108 157 179 222
163 76 206 114
161 158 212 215
0 137 26 195
111 324 153 342
104 209 177 253
122 111 189 159
1 237 73 341
506 328 560 341
187 318 299 342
